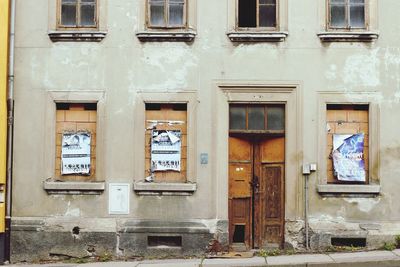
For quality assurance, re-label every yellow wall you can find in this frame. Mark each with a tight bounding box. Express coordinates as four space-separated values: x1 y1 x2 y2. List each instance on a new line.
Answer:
0 0 9 233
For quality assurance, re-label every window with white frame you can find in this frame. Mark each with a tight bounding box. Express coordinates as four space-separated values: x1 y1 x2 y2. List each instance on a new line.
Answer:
148 0 186 28
58 0 97 28
328 0 366 29
238 0 277 29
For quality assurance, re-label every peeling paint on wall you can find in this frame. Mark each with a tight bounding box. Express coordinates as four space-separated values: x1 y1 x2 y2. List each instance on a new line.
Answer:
342 48 381 88
343 198 380 213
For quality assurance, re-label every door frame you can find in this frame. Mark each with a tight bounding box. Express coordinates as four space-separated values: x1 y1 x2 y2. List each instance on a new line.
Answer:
214 82 303 247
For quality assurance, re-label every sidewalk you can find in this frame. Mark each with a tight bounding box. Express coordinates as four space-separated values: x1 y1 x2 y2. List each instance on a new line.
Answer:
7 249 400 267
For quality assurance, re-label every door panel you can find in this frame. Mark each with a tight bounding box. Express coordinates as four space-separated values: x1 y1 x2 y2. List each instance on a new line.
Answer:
260 137 285 163
260 164 285 247
228 137 252 248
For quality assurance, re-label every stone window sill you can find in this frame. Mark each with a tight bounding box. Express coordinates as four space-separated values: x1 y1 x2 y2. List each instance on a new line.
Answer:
133 182 197 196
43 180 105 195
227 31 288 42
317 31 379 42
317 184 380 196
136 31 196 42
48 31 107 42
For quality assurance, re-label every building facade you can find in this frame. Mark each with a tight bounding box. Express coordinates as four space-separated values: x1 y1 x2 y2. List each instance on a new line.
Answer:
10 0 400 262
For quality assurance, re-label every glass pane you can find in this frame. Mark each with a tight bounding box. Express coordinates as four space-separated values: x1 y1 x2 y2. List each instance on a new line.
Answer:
349 5 365 28
229 106 246 130
350 0 364 3
61 4 77 26
330 0 345 3
62 0 77 3
260 0 275 4
267 106 285 130
248 106 265 130
330 5 346 28
81 0 95 2
238 0 257 27
259 4 276 27
80 4 96 26
150 1 165 26
169 3 184 26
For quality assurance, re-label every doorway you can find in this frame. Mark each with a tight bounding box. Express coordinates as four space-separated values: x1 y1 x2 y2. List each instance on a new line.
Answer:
228 104 285 250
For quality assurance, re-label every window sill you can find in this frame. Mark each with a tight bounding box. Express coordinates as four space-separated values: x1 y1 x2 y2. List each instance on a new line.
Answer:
317 184 380 196
317 31 379 42
48 31 107 42
43 180 105 195
227 31 288 42
136 31 196 42
133 182 197 196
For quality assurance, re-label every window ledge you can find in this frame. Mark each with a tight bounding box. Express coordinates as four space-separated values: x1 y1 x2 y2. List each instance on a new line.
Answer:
136 31 196 42
317 184 380 196
317 31 379 42
48 31 107 42
133 182 197 196
227 31 288 42
43 180 105 195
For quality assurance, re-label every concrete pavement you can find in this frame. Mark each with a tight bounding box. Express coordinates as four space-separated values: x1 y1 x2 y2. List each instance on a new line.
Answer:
6 249 400 267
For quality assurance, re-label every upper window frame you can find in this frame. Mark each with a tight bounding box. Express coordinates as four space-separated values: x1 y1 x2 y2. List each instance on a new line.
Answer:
57 0 99 30
146 0 188 29
327 0 368 31
236 0 279 31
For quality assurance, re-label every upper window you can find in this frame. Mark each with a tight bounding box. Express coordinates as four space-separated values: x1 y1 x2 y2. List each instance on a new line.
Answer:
58 0 97 28
148 0 186 28
328 0 366 29
237 0 277 29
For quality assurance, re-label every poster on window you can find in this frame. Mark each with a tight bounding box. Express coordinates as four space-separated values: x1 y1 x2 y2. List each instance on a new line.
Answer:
151 130 181 172
332 133 365 182
61 132 91 175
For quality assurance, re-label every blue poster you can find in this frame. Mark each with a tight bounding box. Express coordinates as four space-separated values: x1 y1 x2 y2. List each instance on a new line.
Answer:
332 133 365 182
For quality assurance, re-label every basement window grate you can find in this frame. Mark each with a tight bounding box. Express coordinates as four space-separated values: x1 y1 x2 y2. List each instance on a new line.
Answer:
232 224 245 243
148 236 182 248
331 237 367 247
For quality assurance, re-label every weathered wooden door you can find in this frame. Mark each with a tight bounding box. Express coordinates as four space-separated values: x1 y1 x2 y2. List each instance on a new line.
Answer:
229 136 285 250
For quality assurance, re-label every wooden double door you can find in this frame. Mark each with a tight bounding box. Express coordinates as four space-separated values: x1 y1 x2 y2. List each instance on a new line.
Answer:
228 135 285 250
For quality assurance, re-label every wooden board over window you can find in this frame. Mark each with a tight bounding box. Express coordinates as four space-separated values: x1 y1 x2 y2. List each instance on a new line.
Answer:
55 103 97 181
145 103 187 183
326 104 369 184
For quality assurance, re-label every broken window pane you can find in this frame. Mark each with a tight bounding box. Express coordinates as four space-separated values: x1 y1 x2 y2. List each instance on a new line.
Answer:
238 0 257 27
248 106 265 130
150 0 165 26
80 3 96 26
349 3 365 28
61 1 77 26
230 106 246 130
259 0 276 27
267 106 285 130
169 0 184 26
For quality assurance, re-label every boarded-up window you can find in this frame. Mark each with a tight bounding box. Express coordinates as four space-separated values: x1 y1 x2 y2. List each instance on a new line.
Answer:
329 0 366 29
326 104 368 184
145 103 187 183
148 0 186 28
55 103 97 181
58 0 97 28
238 0 277 29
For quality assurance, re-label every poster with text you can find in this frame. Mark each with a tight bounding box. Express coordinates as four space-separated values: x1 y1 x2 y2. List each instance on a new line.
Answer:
61 132 91 175
332 133 365 182
151 130 181 172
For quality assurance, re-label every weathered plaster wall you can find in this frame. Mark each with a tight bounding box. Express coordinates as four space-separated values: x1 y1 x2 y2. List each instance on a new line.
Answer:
11 0 400 259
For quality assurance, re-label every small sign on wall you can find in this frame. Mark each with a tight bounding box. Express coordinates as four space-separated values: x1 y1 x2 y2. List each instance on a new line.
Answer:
108 183 130 215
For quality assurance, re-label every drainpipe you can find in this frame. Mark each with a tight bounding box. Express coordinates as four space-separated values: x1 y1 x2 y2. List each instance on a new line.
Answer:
5 0 16 262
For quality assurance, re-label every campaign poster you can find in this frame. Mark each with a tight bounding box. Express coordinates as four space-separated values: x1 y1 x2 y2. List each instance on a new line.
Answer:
151 130 181 172
61 132 91 175
332 133 365 182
